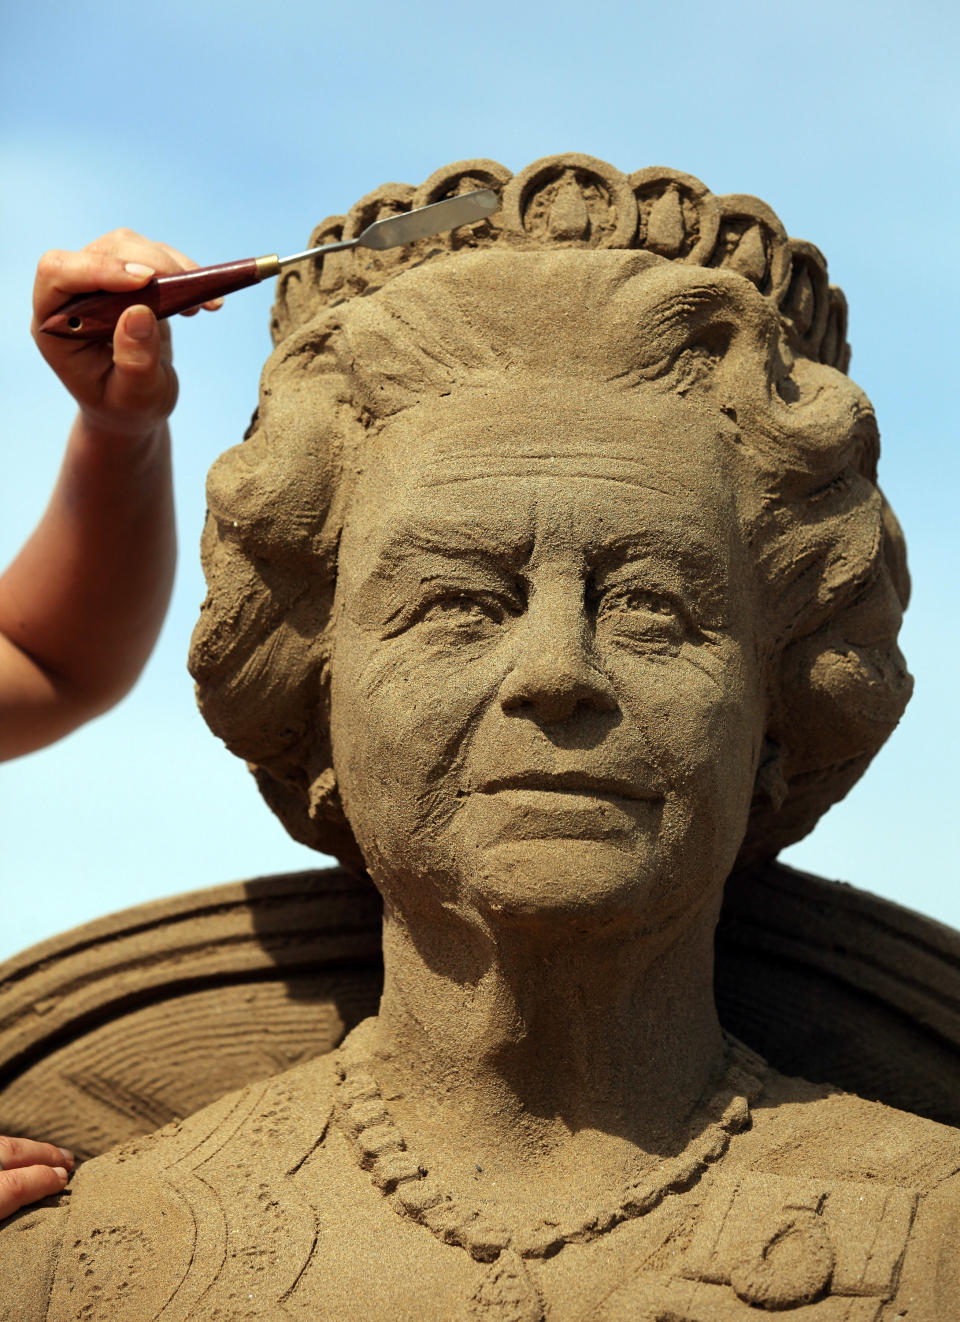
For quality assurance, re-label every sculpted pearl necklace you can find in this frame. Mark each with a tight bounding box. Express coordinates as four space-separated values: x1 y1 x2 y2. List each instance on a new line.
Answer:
334 1034 765 1321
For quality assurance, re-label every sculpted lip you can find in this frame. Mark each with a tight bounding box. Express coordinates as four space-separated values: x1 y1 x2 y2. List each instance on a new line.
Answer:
476 771 662 802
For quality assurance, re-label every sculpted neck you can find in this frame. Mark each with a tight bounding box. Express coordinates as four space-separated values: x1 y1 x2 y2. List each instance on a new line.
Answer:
367 890 725 1167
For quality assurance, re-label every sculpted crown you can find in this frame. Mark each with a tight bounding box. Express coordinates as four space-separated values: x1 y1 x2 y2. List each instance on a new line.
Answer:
271 153 850 372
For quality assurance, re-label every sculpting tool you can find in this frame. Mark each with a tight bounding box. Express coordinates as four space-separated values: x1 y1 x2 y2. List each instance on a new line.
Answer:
40 189 499 341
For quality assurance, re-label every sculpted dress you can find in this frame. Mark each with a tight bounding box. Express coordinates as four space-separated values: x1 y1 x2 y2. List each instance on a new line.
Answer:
2 1024 958 1322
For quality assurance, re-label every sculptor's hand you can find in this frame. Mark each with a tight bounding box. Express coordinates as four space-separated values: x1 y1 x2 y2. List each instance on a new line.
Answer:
0 1136 74 1219
0 229 213 760
30 229 220 439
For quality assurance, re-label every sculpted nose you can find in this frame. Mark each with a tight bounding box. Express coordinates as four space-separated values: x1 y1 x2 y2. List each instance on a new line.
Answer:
499 610 617 723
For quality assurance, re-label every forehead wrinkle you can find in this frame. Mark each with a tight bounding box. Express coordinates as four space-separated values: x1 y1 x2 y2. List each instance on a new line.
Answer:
420 470 682 497
412 445 703 500
419 444 670 460
357 463 730 572
379 432 720 490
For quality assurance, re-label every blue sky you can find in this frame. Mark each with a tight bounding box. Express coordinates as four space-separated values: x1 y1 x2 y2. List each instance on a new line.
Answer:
2 0 957 960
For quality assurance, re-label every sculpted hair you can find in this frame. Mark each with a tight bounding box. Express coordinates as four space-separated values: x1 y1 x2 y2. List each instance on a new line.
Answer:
188 249 911 871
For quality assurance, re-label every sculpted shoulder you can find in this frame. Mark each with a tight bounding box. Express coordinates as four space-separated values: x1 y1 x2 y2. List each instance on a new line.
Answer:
16 1051 339 1322
738 1068 960 1189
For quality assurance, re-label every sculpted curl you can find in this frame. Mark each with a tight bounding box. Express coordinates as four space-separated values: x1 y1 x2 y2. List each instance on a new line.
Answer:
188 247 911 871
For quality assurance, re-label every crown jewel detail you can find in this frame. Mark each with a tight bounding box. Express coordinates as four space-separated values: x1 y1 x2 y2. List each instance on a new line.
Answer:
270 154 850 373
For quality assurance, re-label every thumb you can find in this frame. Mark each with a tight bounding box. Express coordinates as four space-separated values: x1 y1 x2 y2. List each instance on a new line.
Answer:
106 305 178 418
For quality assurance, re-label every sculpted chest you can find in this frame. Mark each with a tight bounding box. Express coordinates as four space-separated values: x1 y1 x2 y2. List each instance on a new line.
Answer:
43 1076 939 1322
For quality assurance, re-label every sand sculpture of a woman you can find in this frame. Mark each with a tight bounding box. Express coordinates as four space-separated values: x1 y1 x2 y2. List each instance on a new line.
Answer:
4 156 958 1320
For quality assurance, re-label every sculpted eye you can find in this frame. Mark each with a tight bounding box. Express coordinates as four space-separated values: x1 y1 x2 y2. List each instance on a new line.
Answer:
596 586 686 649
418 590 511 637
381 580 522 642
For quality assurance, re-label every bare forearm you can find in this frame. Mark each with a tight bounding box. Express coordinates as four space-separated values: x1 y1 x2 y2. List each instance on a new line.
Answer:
1 231 218 761
0 415 176 750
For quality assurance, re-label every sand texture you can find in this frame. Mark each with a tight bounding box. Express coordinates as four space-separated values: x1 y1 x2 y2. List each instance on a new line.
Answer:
2 862 959 1163
4 156 956 1319
4 1042 959 1319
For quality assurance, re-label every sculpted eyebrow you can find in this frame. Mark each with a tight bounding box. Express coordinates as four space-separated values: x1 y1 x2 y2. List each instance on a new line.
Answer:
374 521 530 571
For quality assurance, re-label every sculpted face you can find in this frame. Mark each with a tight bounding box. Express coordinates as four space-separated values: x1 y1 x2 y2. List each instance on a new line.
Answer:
328 381 766 936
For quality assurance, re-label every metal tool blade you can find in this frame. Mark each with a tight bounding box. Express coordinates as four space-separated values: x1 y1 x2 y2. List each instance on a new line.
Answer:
359 189 498 251
277 189 500 270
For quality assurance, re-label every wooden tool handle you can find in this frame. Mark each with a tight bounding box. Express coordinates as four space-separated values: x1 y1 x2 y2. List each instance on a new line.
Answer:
39 257 279 340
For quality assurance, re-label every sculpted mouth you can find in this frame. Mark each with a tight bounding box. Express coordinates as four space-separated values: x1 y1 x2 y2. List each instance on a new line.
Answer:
477 771 661 802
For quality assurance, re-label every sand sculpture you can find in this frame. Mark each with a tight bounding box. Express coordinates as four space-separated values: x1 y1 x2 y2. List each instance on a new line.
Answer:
3 155 958 1320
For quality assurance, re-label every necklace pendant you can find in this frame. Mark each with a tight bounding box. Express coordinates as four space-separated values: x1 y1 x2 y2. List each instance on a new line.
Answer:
463 1249 544 1322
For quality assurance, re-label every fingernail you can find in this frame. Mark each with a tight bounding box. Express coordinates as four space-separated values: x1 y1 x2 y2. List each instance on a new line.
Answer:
57 1147 74 1166
53 1166 68 1181
124 306 154 340
124 262 155 277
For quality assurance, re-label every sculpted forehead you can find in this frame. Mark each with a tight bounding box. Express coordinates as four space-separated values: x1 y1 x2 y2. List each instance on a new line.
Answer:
337 383 741 607
349 383 735 526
